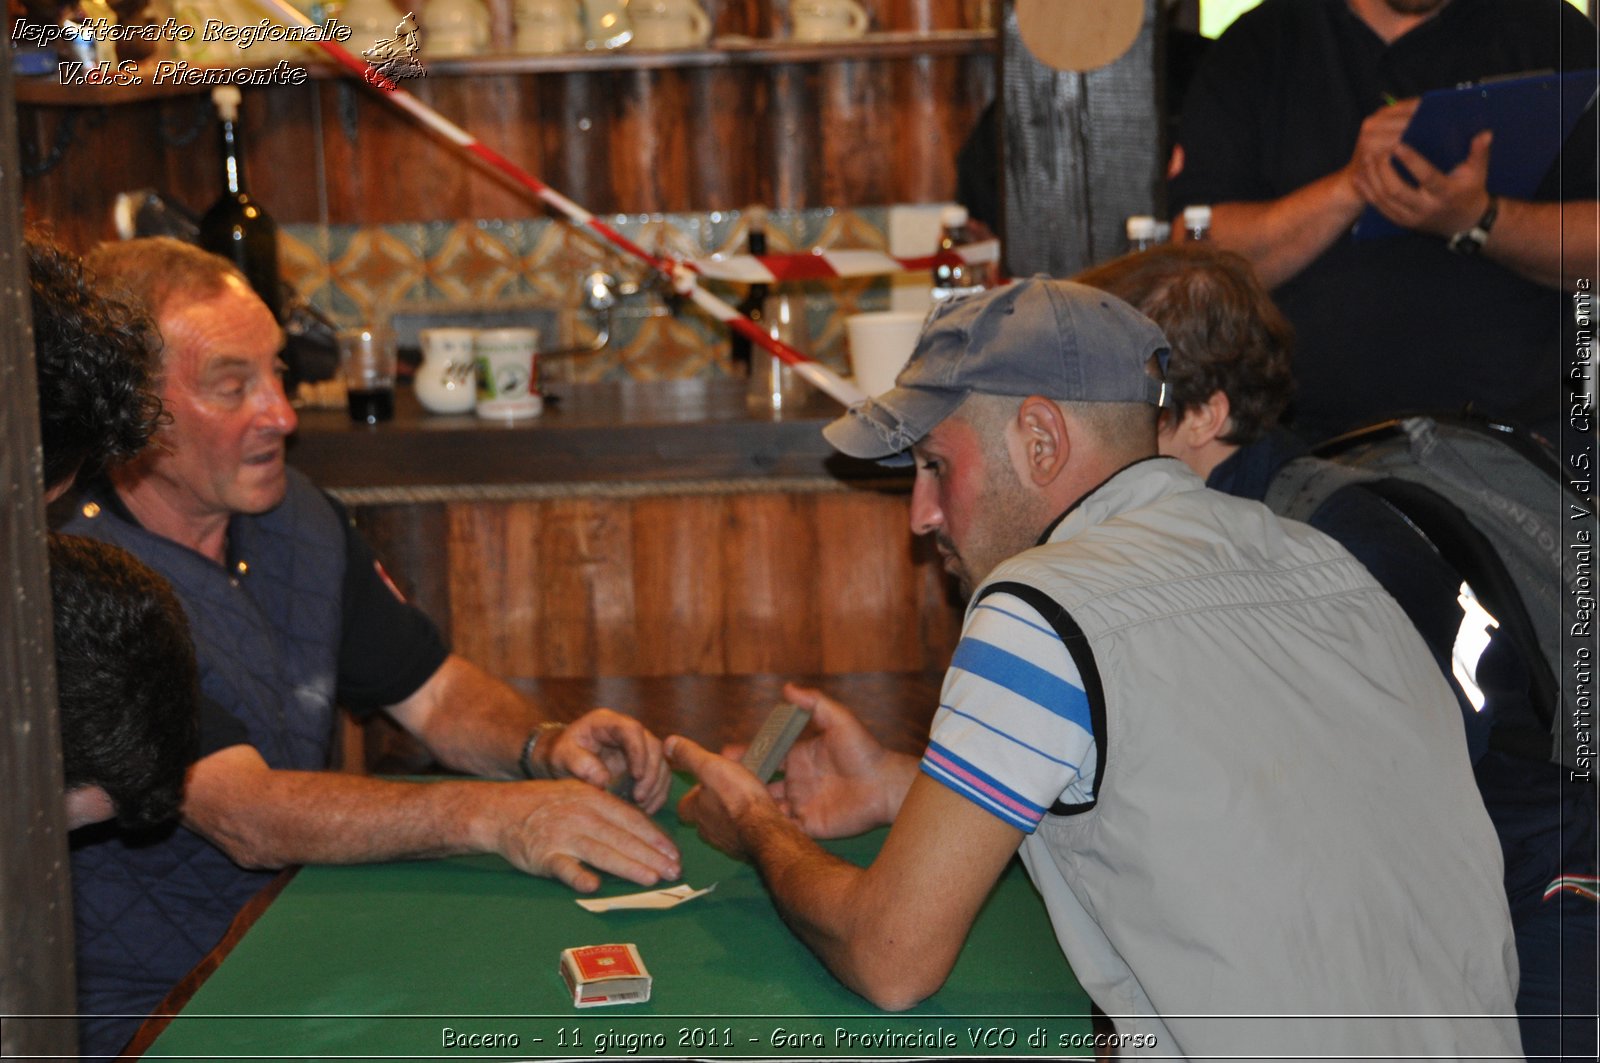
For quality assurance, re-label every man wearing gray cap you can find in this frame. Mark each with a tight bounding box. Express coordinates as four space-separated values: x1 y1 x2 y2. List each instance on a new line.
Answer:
667 278 1520 1056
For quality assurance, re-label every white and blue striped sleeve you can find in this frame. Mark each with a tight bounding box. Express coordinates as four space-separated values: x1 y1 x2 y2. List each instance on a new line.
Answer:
920 591 1097 832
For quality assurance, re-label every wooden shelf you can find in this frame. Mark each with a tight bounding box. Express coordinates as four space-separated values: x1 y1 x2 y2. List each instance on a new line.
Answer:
13 30 996 106
426 30 997 74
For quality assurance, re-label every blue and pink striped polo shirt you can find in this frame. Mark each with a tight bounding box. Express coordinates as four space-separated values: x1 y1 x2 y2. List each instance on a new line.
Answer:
921 591 1097 832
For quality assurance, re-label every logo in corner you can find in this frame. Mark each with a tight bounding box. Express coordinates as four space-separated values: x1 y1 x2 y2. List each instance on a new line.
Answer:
362 12 426 89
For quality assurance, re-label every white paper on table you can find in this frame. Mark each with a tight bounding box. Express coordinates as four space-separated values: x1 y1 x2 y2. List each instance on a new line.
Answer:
575 882 716 913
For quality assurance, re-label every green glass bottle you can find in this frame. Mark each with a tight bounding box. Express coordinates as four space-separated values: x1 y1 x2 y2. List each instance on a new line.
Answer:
198 86 283 321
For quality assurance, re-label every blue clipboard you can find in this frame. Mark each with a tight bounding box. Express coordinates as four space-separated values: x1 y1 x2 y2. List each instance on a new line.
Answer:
1351 69 1599 240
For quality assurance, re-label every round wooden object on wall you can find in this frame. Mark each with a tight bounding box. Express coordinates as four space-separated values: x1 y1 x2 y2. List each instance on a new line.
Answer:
1015 0 1144 72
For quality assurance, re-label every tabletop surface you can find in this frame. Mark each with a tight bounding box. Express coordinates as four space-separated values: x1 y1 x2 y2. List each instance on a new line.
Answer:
288 379 885 491
136 675 1097 1059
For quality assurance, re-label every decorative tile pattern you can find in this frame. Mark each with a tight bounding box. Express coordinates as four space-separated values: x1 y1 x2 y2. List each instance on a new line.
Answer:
281 206 902 381
328 227 429 319
428 222 523 304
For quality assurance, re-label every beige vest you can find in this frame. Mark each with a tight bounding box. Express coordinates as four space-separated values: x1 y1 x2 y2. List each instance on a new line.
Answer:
979 459 1520 1060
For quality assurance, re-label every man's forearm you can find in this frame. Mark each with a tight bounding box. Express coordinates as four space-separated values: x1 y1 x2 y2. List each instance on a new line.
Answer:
184 763 516 869
734 783 983 1012
669 738 1018 1012
737 807 930 1010
1206 174 1366 289
873 750 922 825
389 655 545 779
1488 199 1596 290
186 744 680 890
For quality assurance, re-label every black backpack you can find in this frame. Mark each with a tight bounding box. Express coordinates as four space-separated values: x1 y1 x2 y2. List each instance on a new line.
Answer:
1265 414 1594 774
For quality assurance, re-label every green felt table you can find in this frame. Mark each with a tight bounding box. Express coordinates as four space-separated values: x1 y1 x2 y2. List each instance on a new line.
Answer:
140 777 1094 1060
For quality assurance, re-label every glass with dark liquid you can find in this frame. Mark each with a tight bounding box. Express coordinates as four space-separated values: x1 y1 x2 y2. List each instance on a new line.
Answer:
346 387 395 424
337 326 396 425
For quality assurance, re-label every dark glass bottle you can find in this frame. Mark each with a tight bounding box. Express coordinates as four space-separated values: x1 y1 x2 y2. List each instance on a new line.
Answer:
729 205 769 377
198 86 283 322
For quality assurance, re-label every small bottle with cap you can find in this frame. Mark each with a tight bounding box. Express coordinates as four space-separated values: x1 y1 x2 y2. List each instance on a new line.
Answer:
1182 204 1212 242
1125 215 1158 253
931 204 993 303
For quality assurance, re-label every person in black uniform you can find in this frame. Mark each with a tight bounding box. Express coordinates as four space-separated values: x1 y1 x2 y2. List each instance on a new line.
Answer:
1168 0 1597 443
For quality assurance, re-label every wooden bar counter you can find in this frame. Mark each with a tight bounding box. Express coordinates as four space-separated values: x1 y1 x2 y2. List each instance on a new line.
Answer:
290 379 964 689
289 378 880 493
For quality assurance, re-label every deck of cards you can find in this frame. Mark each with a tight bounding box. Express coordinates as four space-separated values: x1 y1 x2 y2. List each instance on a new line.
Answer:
559 943 652 1008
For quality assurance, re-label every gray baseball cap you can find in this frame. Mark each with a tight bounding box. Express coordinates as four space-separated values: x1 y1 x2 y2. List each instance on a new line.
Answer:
824 276 1171 466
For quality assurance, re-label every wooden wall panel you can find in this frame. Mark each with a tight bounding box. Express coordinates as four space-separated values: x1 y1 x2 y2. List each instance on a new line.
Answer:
683 65 747 208
629 495 727 675
819 60 893 206
720 493 823 673
446 499 543 671
611 68 688 214
22 46 993 233
433 73 549 221
883 0 931 30
537 497 637 674
17 85 321 249
247 83 323 222
318 79 483 224
765 63 818 209
816 488 922 671
541 72 618 214
892 56 947 202
393 488 961 680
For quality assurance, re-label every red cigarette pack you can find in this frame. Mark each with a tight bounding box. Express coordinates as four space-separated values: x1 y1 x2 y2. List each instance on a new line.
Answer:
558 943 652 1008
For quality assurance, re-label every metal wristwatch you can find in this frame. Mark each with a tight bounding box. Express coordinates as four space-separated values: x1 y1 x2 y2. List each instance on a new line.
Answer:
518 721 566 779
1447 196 1499 256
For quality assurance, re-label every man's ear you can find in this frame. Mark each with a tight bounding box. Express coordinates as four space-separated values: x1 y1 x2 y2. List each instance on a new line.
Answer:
1015 396 1070 486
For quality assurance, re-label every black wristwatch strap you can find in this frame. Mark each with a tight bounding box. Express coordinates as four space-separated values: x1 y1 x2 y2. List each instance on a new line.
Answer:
1448 196 1499 256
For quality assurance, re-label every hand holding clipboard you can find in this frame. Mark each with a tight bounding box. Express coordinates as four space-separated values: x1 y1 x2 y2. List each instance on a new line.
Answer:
1351 70 1598 240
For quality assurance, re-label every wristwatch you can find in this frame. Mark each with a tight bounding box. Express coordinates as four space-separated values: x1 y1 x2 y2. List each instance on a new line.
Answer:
1447 196 1499 256
518 721 566 779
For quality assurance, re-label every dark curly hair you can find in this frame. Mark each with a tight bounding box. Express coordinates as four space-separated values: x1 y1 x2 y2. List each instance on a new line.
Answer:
51 533 200 831
1075 244 1296 445
29 231 164 490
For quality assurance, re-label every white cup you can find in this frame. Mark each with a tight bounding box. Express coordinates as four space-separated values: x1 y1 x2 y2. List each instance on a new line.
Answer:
847 311 924 397
791 0 868 42
627 0 711 49
474 327 543 420
416 328 478 414
515 0 584 52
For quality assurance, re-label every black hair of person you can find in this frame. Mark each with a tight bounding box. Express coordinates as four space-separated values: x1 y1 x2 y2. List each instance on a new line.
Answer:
51 533 200 830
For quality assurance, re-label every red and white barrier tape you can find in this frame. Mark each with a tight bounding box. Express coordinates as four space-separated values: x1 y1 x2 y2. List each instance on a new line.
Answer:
251 0 866 407
694 240 1000 284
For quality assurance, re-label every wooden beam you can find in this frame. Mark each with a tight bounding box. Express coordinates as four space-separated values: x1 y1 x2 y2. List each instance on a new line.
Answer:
1000 0 1162 276
0 30 78 1059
